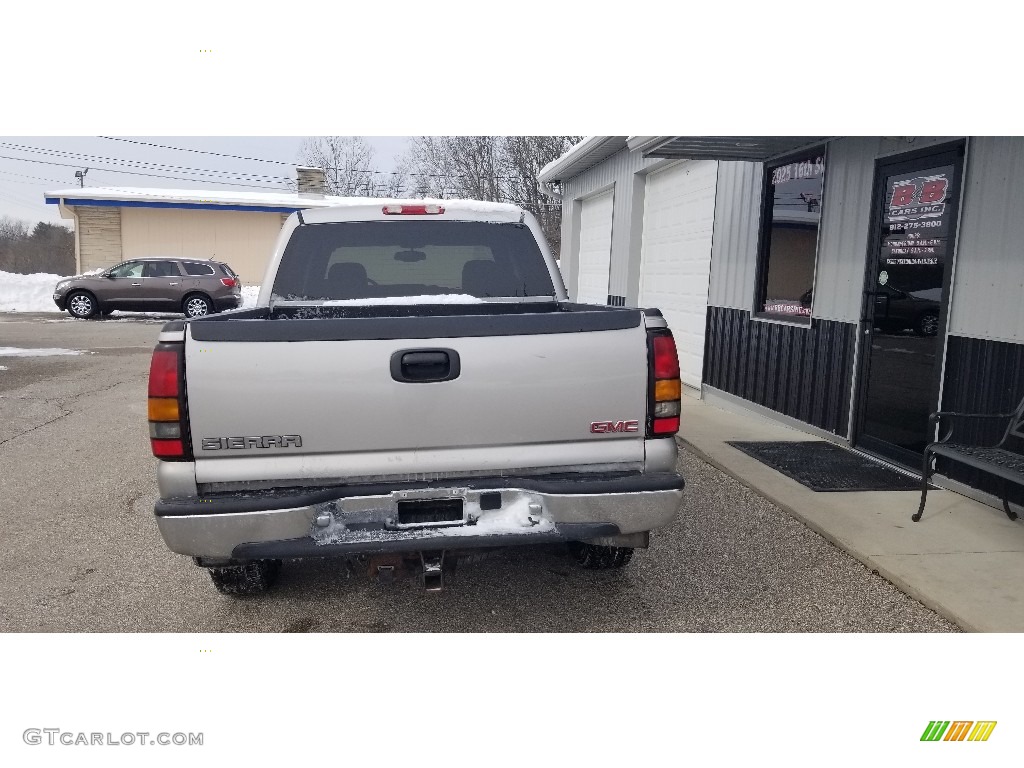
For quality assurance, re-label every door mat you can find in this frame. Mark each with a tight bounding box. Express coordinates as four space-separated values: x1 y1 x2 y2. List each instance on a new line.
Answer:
726 441 921 492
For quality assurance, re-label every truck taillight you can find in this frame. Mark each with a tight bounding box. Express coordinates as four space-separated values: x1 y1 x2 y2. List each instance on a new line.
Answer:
148 343 192 460
382 203 444 215
647 330 681 437
220 277 237 287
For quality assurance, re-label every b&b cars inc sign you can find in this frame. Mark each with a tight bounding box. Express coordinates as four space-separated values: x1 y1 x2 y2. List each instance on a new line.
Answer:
882 166 954 266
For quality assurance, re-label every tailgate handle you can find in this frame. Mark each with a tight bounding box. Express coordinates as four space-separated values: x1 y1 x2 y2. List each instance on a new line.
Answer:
391 348 460 383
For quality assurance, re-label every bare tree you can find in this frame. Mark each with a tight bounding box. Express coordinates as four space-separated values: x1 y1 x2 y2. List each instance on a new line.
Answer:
404 136 505 200
503 136 580 254
380 154 410 198
299 136 377 197
0 217 74 275
401 136 581 253
299 136 409 197
0 215 30 244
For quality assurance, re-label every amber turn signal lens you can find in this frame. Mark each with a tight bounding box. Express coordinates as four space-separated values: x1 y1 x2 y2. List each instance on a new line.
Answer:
655 379 681 401
148 397 180 422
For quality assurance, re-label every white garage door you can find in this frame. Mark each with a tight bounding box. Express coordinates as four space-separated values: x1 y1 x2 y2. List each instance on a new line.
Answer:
638 161 718 391
576 190 614 305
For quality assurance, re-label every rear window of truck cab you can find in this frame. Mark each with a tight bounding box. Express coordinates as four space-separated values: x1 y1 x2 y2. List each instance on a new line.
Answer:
271 221 555 301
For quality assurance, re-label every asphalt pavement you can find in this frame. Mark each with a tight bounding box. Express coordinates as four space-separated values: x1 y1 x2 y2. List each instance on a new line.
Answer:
0 312 958 632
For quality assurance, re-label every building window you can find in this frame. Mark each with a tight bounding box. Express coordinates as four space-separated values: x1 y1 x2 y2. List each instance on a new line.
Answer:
755 149 826 322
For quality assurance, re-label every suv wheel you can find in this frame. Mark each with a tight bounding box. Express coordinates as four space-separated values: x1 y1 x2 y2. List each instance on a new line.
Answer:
183 294 213 318
567 542 634 569
208 560 281 595
66 291 98 319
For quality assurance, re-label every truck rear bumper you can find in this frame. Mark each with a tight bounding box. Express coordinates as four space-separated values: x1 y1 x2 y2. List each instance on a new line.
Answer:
154 472 683 559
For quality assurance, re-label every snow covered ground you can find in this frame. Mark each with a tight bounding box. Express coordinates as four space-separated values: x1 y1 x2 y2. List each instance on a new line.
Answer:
0 346 87 357
0 270 260 314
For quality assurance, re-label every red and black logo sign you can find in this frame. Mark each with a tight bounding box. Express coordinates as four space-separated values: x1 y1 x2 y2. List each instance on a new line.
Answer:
887 174 949 221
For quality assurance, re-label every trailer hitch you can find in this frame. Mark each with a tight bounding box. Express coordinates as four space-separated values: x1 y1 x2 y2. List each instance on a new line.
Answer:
366 551 454 590
420 550 448 592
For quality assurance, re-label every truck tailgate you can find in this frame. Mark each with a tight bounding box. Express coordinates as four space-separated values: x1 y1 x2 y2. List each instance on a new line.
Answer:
184 313 650 486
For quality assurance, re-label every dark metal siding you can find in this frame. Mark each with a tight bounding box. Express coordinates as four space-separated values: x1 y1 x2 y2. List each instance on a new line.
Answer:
704 306 857 435
939 335 1024 504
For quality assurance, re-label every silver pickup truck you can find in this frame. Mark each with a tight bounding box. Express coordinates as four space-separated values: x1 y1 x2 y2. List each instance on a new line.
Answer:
148 200 684 594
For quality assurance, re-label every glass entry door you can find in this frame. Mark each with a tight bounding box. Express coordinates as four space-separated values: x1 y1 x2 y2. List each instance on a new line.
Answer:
855 144 965 467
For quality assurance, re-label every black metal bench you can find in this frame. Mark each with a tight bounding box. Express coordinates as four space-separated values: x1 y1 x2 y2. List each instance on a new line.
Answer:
913 395 1024 522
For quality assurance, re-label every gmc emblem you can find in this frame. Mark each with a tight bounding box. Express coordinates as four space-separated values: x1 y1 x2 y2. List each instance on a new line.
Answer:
590 420 639 434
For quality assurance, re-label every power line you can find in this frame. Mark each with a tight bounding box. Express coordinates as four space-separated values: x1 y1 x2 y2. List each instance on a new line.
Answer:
0 153 294 192
95 136 564 182
96 136 421 178
324 166 523 181
96 136 296 166
0 142 293 185
0 190 47 215
0 170 76 186
25 138 549 186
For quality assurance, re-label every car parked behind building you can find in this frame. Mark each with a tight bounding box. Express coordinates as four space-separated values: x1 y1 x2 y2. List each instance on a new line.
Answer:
53 257 242 319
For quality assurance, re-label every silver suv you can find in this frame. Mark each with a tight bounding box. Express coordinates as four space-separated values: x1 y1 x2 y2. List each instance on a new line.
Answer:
53 257 242 319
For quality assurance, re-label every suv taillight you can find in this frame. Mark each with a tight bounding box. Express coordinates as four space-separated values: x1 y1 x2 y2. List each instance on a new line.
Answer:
148 343 192 460
647 329 681 437
220 277 237 287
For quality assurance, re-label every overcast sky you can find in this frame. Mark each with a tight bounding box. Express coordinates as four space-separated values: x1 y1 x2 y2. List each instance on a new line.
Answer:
0 136 411 226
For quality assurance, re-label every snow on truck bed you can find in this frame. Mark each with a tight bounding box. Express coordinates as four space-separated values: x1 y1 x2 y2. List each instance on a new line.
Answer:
318 294 485 306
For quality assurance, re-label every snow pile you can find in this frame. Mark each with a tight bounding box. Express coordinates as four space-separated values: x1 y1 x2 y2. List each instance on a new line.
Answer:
0 346 85 357
0 270 64 313
241 285 260 308
451 496 554 537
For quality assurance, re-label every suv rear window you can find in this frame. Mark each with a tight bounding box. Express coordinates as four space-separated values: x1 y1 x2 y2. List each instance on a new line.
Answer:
272 221 555 301
182 262 216 276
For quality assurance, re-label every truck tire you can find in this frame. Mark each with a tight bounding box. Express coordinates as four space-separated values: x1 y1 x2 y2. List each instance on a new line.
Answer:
567 542 634 569
207 559 281 594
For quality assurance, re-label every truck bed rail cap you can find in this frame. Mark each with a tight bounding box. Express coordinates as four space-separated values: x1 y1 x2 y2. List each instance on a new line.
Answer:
159 319 186 342
300 198 525 225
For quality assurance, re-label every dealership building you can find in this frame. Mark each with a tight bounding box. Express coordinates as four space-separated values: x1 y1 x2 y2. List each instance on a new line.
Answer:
540 136 1024 509
45 168 332 284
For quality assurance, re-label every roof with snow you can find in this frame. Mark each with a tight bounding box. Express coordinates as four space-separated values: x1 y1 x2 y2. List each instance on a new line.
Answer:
539 136 834 183
538 137 629 184
44 186 353 214
44 187 527 218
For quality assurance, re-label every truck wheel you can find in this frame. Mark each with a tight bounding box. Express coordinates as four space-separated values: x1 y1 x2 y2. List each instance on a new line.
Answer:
567 542 634 569
207 559 281 594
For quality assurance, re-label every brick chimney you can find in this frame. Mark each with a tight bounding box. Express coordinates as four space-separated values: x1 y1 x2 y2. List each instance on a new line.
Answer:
296 166 326 198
